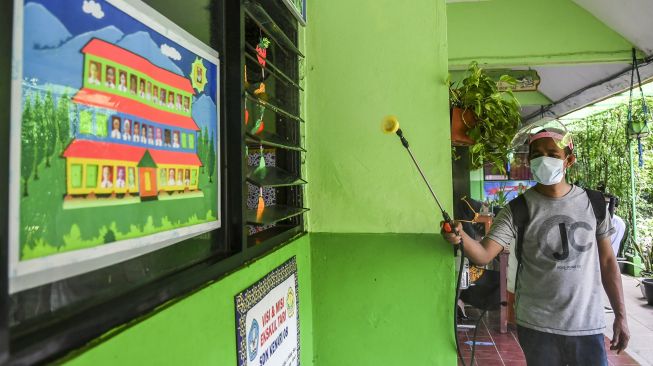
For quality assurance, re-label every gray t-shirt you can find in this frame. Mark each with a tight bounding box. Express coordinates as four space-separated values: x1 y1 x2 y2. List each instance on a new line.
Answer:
486 186 615 336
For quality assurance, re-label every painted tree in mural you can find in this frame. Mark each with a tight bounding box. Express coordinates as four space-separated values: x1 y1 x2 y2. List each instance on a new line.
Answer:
32 93 43 180
21 95 35 196
43 90 57 167
208 132 215 182
57 93 71 146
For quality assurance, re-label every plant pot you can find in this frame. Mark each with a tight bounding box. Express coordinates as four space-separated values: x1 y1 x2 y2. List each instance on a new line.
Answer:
642 279 653 305
625 253 643 277
450 107 476 146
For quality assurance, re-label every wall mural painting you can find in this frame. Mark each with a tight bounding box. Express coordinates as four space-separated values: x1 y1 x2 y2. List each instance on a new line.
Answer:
10 0 221 292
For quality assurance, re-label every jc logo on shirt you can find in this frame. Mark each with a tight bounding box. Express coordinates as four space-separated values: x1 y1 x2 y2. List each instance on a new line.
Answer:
537 215 593 262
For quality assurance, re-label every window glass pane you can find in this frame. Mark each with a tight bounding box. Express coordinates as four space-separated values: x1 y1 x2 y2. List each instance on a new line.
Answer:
181 132 187 148
71 164 83 188
96 113 108 137
191 169 198 185
86 164 98 188
80 110 93 135
188 133 195 149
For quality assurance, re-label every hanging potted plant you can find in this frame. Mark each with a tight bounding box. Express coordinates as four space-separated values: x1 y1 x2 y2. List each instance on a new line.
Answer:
449 62 522 172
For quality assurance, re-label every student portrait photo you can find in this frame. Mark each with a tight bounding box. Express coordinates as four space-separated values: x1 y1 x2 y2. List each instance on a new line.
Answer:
139 78 146 98
153 85 159 104
129 74 138 95
176 169 183 186
122 119 131 141
100 166 113 188
164 129 171 147
147 126 155 145
172 131 180 148
133 122 141 143
110 116 121 139
167 92 175 108
105 66 116 88
155 128 163 146
159 89 166 105
141 123 148 144
118 70 128 92
184 169 191 186
168 168 176 186
183 96 190 112
116 166 126 188
176 94 182 110
195 66 202 83
88 61 101 85
146 81 152 100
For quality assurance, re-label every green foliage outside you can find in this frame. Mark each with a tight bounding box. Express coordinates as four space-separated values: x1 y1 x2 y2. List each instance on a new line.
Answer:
19 87 219 261
567 97 653 276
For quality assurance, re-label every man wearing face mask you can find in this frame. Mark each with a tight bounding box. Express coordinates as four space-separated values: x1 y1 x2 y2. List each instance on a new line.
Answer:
442 121 629 366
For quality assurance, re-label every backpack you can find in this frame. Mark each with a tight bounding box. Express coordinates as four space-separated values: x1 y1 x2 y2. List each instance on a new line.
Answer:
508 188 606 293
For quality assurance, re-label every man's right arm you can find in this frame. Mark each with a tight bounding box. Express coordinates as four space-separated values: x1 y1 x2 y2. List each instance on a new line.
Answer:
442 221 505 265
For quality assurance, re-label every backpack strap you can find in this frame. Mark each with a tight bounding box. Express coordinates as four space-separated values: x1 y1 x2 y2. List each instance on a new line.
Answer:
508 194 529 297
585 188 607 227
508 194 529 264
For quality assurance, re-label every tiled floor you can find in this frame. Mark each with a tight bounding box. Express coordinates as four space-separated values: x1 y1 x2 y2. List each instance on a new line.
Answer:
456 307 642 366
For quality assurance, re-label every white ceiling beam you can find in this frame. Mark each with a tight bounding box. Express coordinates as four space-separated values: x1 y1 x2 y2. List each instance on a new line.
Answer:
524 58 653 123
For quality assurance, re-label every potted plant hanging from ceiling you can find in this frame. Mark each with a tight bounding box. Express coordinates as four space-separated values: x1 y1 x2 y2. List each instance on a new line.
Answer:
449 62 522 172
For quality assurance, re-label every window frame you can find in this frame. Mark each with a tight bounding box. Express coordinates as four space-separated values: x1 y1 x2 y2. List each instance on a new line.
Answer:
0 0 306 364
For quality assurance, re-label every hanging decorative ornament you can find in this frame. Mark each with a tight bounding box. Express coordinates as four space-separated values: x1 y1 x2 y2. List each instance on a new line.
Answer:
244 65 250 126
626 48 651 167
256 37 270 67
256 146 266 221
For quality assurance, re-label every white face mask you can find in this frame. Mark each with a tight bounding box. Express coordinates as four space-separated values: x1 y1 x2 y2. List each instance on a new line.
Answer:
530 156 565 185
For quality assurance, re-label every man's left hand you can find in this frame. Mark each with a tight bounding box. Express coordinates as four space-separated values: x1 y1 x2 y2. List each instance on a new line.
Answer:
611 316 630 354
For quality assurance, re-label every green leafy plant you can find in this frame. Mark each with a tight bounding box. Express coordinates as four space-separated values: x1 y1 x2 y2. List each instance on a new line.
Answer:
449 62 522 173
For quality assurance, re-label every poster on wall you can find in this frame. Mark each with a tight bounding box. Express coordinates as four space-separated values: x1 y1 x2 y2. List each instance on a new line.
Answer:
9 0 221 293
483 180 536 204
235 257 300 366
282 0 306 26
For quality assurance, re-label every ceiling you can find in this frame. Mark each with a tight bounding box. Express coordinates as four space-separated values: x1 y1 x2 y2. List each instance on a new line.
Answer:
448 0 653 123
523 0 653 122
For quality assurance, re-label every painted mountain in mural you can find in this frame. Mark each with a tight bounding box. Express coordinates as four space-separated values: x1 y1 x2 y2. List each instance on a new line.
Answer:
22 3 184 88
192 94 218 137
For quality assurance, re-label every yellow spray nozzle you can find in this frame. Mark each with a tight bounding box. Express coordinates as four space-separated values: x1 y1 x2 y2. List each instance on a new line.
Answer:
381 115 400 134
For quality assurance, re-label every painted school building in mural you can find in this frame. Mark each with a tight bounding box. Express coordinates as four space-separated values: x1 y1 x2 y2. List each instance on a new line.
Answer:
63 38 202 203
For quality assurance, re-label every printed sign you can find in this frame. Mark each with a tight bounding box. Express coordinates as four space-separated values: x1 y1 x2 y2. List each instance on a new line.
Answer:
9 0 221 292
235 257 300 366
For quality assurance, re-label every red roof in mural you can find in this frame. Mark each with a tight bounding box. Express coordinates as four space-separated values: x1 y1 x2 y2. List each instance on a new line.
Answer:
149 149 202 166
81 38 194 94
72 88 199 131
62 140 202 166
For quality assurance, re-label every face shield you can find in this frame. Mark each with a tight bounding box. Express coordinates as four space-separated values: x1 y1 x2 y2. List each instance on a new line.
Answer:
510 118 574 153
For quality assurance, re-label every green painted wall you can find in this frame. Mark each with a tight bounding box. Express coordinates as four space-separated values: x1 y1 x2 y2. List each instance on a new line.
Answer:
305 0 456 365
305 0 453 234
64 235 314 366
310 233 456 366
447 0 634 67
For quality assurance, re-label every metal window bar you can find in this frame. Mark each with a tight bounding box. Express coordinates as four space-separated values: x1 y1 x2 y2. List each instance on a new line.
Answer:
245 44 303 91
244 1 304 57
245 93 304 122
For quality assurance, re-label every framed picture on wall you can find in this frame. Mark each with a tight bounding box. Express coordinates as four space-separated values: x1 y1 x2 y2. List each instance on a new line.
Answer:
281 0 306 26
9 0 221 293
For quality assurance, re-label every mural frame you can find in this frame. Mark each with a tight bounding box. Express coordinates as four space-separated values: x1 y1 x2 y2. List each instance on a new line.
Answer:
8 0 222 293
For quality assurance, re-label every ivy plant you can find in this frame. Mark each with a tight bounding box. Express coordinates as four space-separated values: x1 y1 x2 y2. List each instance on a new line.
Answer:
449 62 522 173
